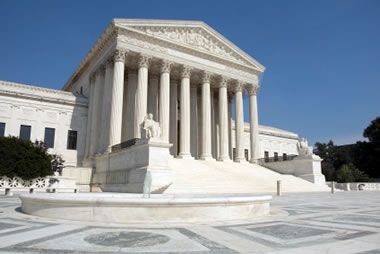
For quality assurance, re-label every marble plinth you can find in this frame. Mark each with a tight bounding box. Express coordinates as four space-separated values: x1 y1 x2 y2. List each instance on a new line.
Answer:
20 193 272 223
263 155 326 186
92 139 172 193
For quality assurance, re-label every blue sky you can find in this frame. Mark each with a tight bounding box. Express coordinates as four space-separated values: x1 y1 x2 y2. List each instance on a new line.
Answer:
0 0 379 146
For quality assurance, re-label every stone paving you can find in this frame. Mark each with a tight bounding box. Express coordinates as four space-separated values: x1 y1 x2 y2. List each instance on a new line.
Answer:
0 191 379 253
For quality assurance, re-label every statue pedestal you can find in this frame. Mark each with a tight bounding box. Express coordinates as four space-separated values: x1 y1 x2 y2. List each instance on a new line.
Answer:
292 155 326 186
263 154 326 186
93 139 173 193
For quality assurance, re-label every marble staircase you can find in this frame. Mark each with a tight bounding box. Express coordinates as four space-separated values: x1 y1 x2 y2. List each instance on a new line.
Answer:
165 158 329 194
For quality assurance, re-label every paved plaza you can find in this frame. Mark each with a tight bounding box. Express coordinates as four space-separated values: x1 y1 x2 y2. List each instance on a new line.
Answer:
0 192 379 253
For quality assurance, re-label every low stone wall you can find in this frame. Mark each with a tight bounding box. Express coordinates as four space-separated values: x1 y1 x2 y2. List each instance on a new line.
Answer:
61 167 92 192
327 182 380 191
20 193 272 223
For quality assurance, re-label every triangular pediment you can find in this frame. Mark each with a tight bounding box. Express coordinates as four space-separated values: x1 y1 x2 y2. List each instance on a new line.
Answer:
114 19 265 72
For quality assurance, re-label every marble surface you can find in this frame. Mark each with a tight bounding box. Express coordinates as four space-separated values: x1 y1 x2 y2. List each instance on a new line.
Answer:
20 193 272 223
1 191 380 253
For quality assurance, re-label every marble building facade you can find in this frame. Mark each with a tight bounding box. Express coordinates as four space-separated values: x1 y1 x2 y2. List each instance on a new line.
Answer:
0 19 314 191
0 19 302 167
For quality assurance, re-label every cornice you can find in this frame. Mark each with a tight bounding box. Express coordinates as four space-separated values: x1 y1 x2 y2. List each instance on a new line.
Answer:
231 121 299 140
0 80 88 108
62 22 117 91
63 19 265 91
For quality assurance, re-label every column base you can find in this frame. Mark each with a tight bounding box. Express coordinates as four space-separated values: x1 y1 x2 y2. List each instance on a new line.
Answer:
199 154 214 161
177 153 194 160
217 157 232 162
234 157 248 163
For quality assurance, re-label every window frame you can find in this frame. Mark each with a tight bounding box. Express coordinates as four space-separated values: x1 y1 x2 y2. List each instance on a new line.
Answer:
67 130 78 150
0 122 5 137
44 127 55 148
264 151 269 162
274 152 279 162
19 125 31 141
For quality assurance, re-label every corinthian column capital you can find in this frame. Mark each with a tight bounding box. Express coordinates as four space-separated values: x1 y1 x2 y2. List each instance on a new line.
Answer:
247 85 259 96
201 71 211 83
138 54 151 68
219 76 229 88
180 65 192 79
113 49 126 62
234 81 245 93
160 60 172 73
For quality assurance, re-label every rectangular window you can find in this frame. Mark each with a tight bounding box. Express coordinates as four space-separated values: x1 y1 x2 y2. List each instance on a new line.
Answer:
0 122 5 137
274 152 279 162
264 151 269 163
283 153 287 161
233 148 236 161
67 130 77 150
19 125 31 141
44 127 55 148
244 149 249 161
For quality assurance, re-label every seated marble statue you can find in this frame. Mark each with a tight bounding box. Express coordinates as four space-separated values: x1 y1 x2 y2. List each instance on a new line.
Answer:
141 113 161 140
297 138 313 157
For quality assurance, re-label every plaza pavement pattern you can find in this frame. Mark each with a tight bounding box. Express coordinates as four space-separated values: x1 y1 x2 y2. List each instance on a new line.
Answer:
0 192 379 253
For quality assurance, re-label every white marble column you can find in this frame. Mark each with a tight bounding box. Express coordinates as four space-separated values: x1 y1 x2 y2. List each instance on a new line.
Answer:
147 75 159 121
159 60 171 143
197 89 202 158
200 72 212 160
89 66 105 156
218 78 230 161
134 54 150 138
84 74 95 158
178 66 192 159
121 75 128 142
100 59 114 152
248 84 260 163
214 92 220 158
211 91 217 159
234 82 245 162
108 49 126 149
228 93 233 160
169 79 178 156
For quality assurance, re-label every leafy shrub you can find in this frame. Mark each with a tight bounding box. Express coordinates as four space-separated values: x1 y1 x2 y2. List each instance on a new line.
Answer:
0 136 54 180
336 163 370 183
51 154 65 176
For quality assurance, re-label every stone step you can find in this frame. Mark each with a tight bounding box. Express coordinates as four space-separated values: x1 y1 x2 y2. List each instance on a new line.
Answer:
165 158 329 194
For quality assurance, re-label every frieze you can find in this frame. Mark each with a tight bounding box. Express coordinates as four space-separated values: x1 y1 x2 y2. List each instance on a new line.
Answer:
123 25 251 66
118 33 168 54
118 30 259 82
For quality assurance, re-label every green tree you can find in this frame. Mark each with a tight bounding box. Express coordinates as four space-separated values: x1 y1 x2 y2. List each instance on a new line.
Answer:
363 117 380 144
0 136 54 180
51 154 65 176
336 163 369 183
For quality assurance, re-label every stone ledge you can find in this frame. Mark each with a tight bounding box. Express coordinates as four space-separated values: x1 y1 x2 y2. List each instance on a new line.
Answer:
20 193 272 223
